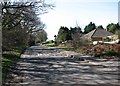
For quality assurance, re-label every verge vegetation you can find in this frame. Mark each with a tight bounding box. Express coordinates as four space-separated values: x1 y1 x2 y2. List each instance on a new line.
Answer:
2 46 27 84
1 1 53 84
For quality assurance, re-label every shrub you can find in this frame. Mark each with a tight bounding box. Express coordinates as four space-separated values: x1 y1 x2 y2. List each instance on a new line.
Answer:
105 50 118 56
72 38 91 49
94 50 119 58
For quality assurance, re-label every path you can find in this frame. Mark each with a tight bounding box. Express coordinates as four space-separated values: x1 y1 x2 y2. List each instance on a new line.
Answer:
4 45 120 86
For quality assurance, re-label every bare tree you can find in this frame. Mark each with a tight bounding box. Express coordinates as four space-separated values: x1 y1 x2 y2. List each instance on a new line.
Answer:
1 0 54 50
35 29 48 43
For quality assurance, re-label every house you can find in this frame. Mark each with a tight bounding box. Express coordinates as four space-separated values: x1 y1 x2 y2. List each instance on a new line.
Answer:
82 28 114 42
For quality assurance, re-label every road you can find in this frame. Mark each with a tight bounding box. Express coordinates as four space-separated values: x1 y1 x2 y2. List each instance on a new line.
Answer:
4 45 120 86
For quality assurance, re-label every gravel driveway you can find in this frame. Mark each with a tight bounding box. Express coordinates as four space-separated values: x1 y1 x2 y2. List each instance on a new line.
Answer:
4 45 120 86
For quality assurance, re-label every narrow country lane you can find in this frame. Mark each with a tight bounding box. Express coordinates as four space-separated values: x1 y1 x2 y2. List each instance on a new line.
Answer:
4 45 120 86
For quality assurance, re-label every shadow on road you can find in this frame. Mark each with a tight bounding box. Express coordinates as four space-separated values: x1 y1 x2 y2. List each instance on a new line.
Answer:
4 45 120 86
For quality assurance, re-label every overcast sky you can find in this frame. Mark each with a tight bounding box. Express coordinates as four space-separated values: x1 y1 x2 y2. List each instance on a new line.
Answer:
41 0 119 40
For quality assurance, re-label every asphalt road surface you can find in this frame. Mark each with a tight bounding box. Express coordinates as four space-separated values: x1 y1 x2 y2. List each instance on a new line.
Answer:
4 45 120 86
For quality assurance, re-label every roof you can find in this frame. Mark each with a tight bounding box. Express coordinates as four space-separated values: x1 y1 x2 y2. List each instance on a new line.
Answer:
82 29 114 40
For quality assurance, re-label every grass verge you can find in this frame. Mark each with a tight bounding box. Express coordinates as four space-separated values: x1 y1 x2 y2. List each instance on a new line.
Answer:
2 45 27 84
2 50 21 84
42 42 57 47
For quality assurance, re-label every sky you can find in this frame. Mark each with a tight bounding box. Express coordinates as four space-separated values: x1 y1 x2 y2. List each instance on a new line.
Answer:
41 0 120 40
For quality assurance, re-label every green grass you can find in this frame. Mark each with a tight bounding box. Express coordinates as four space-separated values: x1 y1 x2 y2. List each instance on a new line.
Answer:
43 42 57 47
2 49 23 84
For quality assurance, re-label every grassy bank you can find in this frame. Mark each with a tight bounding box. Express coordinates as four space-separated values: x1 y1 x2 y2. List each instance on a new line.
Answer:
2 46 27 84
42 42 57 47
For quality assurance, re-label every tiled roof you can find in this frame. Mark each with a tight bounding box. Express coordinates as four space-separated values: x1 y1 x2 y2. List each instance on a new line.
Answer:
82 29 114 39
92 29 113 37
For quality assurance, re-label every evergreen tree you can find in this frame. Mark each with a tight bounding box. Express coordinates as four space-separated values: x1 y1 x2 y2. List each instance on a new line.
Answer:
56 26 72 43
97 25 104 29
84 22 96 33
106 23 120 33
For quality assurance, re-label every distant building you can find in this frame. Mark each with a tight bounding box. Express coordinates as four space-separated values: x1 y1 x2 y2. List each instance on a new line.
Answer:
82 28 114 41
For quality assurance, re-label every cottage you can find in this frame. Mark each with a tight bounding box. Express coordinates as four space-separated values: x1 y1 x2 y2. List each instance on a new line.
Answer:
82 28 114 42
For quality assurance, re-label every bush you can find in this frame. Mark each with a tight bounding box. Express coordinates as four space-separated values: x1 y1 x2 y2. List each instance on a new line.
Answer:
94 53 101 57
94 50 119 58
72 38 91 49
105 50 118 56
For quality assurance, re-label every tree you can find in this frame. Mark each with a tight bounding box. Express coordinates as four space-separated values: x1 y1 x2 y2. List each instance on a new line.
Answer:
116 30 120 39
1 1 54 50
35 30 48 43
97 25 104 29
56 26 72 43
2 3 30 50
84 22 96 33
106 23 120 33
70 26 82 41
54 35 57 40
